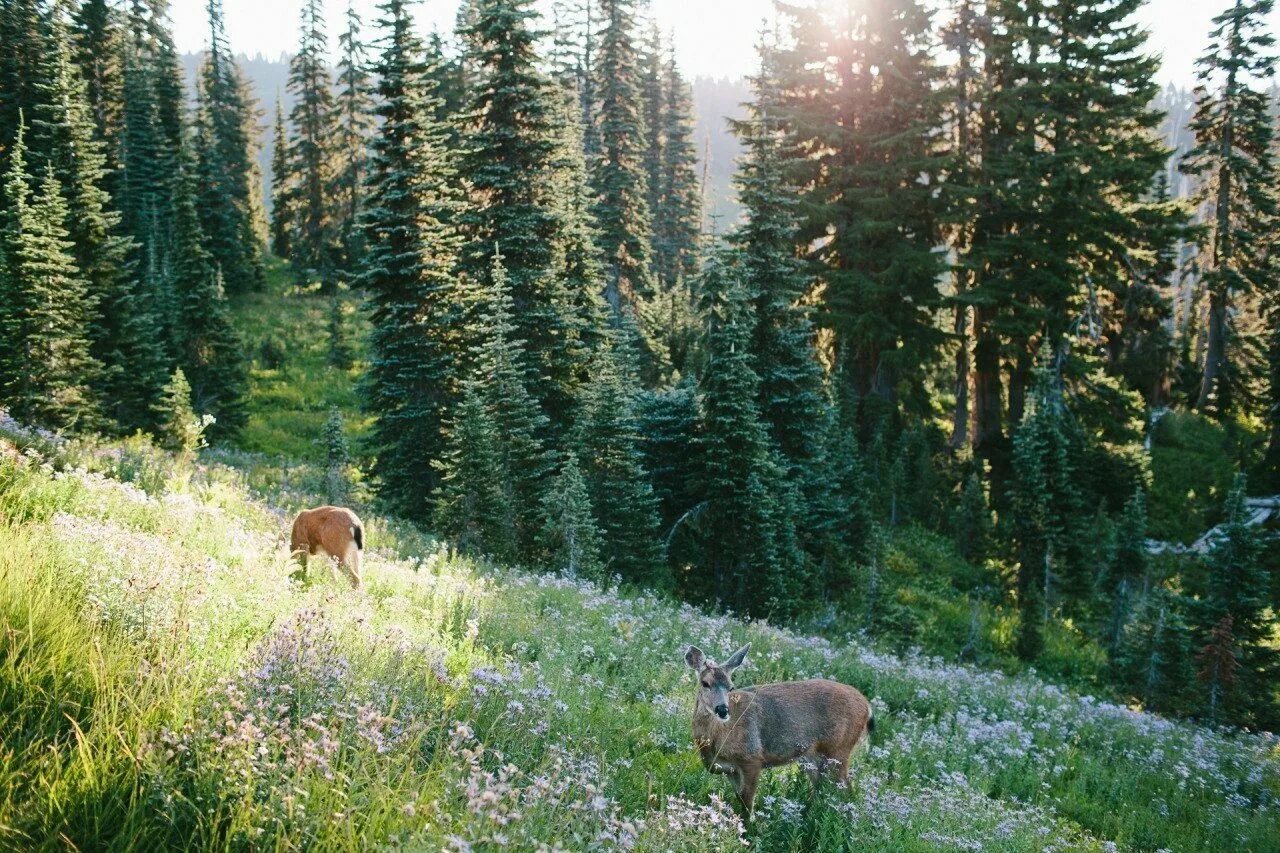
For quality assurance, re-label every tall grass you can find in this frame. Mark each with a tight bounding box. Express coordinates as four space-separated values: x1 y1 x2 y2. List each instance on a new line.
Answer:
0 430 1277 851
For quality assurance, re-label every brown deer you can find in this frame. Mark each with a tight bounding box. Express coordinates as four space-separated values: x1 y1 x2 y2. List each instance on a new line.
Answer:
685 643 873 819
290 506 365 589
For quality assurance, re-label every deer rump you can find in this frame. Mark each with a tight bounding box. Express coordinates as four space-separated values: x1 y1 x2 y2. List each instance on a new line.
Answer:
290 505 364 588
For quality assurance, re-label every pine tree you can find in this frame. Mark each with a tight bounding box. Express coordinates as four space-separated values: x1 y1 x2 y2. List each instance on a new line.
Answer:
1195 473 1276 725
1009 351 1083 660
591 0 655 310
458 0 591 433
574 345 666 586
360 0 462 520
692 254 805 617
0 123 101 433
287 0 341 282
540 449 606 579
270 96 295 259
194 0 265 294
33 15 168 434
1180 0 1277 416
434 380 517 560
321 407 352 505
774 0 943 411
334 0 374 272
654 39 701 290
170 142 247 438
154 368 205 454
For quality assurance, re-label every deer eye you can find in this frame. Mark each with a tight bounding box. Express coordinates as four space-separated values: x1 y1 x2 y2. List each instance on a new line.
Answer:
701 680 711 688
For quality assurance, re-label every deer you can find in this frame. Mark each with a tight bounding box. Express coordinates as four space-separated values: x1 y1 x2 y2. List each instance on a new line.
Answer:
290 505 365 589
685 643 873 819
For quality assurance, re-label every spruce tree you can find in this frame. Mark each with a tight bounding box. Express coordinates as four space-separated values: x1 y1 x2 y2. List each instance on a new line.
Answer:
334 0 374 272
287 0 341 282
270 96 294 259
590 0 655 310
692 254 805 617
154 368 205 455
434 380 517 560
1180 0 1277 416
774 0 943 411
639 22 664 240
636 376 702 530
574 345 666 586
458 0 590 433
0 0 49 150
33 16 168 433
0 124 101 433
71 0 125 156
1104 489 1150 657
1118 587 1193 715
360 0 462 519
654 40 701 290
321 406 352 505
540 449 606 579
194 0 265 294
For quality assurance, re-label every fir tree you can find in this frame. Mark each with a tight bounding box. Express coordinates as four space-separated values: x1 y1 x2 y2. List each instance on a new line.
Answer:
1118 587 1193 715
639 21 664 239
0 0 49 150
360 0 462 519
574 345 666 586
321 406 352 505
654 39 701 290
270 96 295 258
590 0 655 310
287 0 341 281
953 472 992 566
0 124 101 433
434 380 517 560
334 0 374 271
33 16 168 434
1104 489 1150 657
774 0 944 411
692 255 805 617
71 0 125 155
458 0 591 433
540 449 606 579
327 294 353 369
194 0 265 294
1180 0 1277 416
636 376 701 530
154 368 205 455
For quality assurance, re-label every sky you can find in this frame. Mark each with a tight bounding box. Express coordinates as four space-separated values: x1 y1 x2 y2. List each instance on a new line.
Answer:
171 0 1280 87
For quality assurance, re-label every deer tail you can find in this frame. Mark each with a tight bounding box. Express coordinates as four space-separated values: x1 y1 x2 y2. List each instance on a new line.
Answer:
353 523 364 551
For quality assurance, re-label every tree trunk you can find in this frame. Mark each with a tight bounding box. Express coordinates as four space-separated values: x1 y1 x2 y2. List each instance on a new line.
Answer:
973 304 1007 502
1197 290 1229 411
950 298 971 451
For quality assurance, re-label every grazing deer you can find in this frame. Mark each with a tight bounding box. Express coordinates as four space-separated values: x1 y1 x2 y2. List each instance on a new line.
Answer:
685 643 873 819
290 506 364 589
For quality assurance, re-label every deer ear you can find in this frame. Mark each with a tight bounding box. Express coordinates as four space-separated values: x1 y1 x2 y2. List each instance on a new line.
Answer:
723 643 751 671
685 645 706 670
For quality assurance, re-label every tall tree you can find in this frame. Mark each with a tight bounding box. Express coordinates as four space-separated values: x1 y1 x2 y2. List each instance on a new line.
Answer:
590 0 654 310
71 0 125 157
194 0 265 294
334 0 374 271
653 41 701 290
539 449 606 578
1180 0 1277 416
774 0 944 413
270 96 295 258
287 0 341 281
0 123 101 433
360 0 462 519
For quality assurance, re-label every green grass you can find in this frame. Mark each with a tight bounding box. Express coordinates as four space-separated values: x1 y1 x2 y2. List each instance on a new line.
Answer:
1 423 1277 851
230 259 372 462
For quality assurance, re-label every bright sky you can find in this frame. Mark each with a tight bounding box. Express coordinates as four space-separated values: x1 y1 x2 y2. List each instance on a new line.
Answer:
171 0 1280 86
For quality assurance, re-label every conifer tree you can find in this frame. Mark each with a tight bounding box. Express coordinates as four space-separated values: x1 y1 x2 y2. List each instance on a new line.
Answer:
287 0 341 281
194 0 265 294
321 406 352 505
71 0 125 155
1104 489 1150 657
270 96 294 258
639 22 664 236
334 0 374 271
327 295 353 369
654 41 701 290
574 346 666 586
361 0 462 519
154 368 205 455
774 0 943 411
434 381 517 560
591 0 655 310
1195 473 1276 725
1118 587 1193 715
636 376 701 530
692 255 805 617
0 124 101 433
952 472 992 565
808 385 876 593
540 449 606 579
459 0 590 432
169 143 247 438
0 0 49 150
33 17 168 433
1180 0 1277 416
470 251 555 559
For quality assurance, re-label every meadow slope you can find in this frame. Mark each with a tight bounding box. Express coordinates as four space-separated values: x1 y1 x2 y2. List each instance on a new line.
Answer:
1 423 1278 851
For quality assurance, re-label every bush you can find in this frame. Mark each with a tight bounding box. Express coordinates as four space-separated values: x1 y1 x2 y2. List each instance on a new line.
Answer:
258 338 288 370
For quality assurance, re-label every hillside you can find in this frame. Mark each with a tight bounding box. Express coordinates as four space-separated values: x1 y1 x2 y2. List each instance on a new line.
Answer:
2 418 1279 850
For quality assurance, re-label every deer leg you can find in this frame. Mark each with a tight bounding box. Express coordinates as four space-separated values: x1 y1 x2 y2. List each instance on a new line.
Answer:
736 762 761 820
291 550 309 582
340 542 362 590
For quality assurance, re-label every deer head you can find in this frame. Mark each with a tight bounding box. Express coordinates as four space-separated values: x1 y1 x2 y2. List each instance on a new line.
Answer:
685 643 750 722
